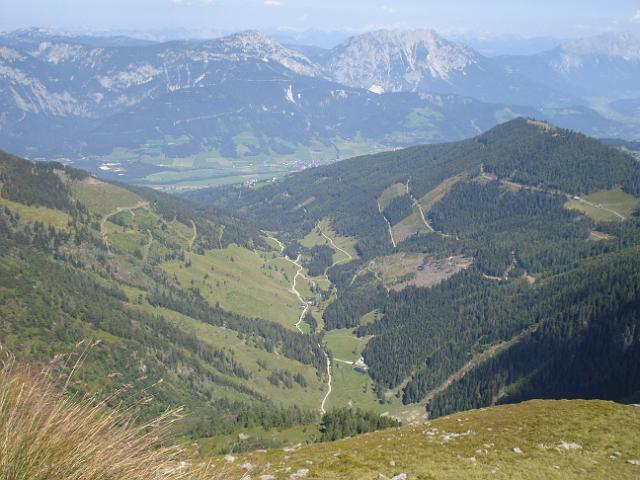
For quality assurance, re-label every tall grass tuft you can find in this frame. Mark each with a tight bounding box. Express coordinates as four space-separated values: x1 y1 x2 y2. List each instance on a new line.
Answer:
0 352 220 480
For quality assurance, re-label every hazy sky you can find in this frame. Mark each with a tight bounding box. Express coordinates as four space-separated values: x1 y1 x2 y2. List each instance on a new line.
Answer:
1 0 640 39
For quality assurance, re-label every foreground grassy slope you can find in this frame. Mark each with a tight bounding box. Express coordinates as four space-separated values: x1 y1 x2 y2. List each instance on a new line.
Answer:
226 400 640 479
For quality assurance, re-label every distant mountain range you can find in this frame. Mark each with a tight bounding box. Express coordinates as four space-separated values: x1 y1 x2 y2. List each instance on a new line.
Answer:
321 29 574 106
1 28 638 187
497 32 640 101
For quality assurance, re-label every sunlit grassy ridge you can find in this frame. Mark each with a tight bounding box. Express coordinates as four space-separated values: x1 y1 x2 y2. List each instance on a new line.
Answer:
69 177 144 216
226 400 640 480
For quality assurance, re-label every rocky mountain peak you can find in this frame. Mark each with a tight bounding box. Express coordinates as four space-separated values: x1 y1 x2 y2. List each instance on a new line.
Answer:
216 30 277 52
325 28 480 92
210 30 320 76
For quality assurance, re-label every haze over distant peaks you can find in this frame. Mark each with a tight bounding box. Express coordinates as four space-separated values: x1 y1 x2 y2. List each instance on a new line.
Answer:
497 31 640 100
559 32 640 60
548 32 640 73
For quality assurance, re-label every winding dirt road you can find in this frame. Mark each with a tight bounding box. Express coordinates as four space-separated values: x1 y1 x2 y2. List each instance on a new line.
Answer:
289 254 310 334
189 220 197 250
320 228 353 264
378 200 397 248
100 201 149 253
265 233 334 411
480 164 627 221
320 351 332 415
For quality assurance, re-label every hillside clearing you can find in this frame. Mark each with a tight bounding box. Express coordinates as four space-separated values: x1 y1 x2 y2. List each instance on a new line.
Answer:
69 177 144 216
0 197 70 230
356 252 473 291
418 174 467 213
391 210 431 243
378 183 408 211
565 187 640 222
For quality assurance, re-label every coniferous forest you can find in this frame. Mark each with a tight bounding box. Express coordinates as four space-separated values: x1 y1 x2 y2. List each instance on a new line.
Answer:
190 118 640 416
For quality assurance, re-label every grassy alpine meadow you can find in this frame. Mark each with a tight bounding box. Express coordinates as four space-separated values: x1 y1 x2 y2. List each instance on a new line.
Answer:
326 361 382 412
68 176 144 217
564 187 640 222
224 400 640 480
323 329 416 417
0 197 71 230
324 328 367 363
160 244 304 328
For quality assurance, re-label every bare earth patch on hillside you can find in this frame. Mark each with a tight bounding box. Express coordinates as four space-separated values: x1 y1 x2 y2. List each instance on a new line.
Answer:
419 174 467 213
365 253 473 291
397 255 473 290
391 210 430 243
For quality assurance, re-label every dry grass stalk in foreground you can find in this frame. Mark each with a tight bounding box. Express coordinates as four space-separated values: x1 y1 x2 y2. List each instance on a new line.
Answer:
0 353 221 480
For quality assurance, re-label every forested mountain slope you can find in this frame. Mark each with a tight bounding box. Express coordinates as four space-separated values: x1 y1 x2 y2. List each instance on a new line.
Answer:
0 150 334 451
191 118 640 417
3 117 640 458
193 118 639 250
